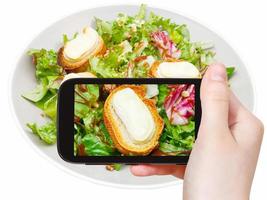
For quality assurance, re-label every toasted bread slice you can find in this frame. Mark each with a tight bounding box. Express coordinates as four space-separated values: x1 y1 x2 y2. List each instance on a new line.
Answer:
57 29 106 73
150 60 201 78
61 72 96 83
149 60 162 77
104 85 164 156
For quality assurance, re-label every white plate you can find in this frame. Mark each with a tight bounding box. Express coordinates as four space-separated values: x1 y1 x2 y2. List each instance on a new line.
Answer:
10 5 254 188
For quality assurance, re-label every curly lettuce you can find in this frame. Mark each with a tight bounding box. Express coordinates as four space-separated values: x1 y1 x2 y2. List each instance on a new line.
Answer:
159 111 195 154
27 49 63 80
23 49 63 143
157 84 170 107
93 4 216 78
27 122 56 144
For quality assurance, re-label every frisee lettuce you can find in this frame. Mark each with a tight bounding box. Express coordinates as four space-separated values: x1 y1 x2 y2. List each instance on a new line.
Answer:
24 49 63 143
89 45 129 78
27 49 63 81
159 111 195 154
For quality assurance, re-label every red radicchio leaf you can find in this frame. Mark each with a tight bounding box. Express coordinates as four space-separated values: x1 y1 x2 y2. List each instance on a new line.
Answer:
164 84 195 125
151 31 181 59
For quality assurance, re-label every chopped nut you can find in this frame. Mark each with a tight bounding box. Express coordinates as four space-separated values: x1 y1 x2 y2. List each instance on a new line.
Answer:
134 55 147 63
78 84 87 92
92 102 99 108
106 165 115 171
130 24 137 32
32 55 37 65
74 116 80 123
181 91 189 97
102 84 117 93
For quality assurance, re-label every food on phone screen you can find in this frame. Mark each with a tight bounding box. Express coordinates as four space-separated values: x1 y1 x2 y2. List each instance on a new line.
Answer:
103 85 164 155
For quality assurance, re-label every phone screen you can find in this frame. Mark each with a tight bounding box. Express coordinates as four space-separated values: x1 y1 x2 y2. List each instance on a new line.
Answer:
73 83 196 157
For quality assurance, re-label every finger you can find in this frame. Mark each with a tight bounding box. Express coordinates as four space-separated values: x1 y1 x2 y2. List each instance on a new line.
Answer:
228 91 250 127
228 92 264 147
130 165 186 179
200 63 230 133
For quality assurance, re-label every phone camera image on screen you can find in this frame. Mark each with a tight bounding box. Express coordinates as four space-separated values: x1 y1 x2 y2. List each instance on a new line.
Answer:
73 83 196 157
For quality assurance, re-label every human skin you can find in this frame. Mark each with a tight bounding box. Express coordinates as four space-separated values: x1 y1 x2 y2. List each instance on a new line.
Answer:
130 63 264 200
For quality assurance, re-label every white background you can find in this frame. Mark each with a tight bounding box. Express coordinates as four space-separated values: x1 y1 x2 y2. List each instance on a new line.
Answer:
1 0 267 199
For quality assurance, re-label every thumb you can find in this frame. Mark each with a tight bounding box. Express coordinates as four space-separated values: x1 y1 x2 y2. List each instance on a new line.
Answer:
200 63 230 132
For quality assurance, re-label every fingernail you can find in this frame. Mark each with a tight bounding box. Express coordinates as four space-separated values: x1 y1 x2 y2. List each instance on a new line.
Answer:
210 64 226 82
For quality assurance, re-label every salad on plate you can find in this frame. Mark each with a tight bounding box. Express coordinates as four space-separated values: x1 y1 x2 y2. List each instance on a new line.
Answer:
22 4 235 171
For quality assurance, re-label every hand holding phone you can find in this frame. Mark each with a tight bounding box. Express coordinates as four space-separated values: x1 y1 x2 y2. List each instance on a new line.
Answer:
131 64 264 199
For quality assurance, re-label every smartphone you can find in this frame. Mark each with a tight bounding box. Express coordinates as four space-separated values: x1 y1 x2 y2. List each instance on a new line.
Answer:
57 78 201 164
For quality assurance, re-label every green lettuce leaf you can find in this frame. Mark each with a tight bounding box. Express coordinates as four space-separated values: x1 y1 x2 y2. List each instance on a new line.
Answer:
226 66 235 79
135 4 146 20
27 49 63 81
179 40 215 68
89 45 128 78
74 83 100 118
22 80 48 102
74 103 90 119
34 91 54 109
99 122 114 145
62 32 78 45
95 17 113 44
23 76 59 120
47 76 62 91
75 84 99 104
43 94 57 120
113 163 122 171
82 107 103 128
132 63 149 78
159 142 188 153
159 111 195 154
95 17 112 35
27 122 56 144
82 134 116 156
157 84 170 107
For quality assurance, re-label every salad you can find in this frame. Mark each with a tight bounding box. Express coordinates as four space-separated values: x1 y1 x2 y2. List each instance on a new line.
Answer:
22 4 235 171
